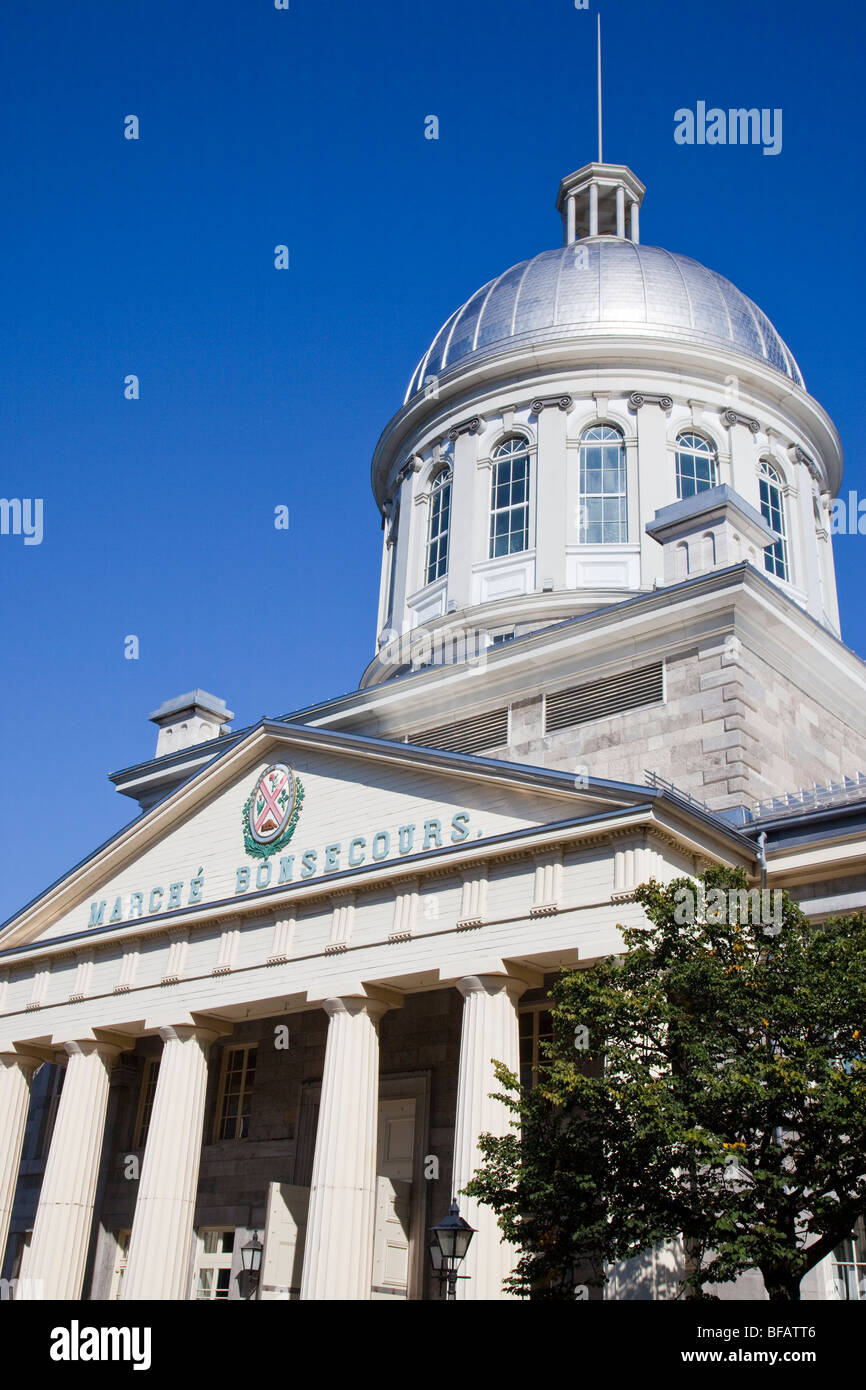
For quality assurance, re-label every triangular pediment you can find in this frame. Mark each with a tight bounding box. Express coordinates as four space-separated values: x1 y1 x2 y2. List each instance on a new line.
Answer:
0 722 649 955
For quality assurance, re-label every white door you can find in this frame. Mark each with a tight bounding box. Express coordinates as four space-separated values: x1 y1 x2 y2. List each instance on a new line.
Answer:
259 1182 309 1300
371 1097 415 1299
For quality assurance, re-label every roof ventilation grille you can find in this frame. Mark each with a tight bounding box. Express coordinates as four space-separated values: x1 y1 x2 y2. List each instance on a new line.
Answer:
408 707 509 755
545 662 664 733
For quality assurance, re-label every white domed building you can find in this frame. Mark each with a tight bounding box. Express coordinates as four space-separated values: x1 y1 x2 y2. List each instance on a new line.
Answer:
369 162 838 689
1 161 866 1305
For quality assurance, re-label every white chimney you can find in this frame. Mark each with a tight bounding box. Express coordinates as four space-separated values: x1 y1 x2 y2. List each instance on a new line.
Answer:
148 690 234 759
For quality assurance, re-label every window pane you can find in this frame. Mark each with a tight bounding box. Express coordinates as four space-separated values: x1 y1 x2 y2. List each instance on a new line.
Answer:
579 429 626 543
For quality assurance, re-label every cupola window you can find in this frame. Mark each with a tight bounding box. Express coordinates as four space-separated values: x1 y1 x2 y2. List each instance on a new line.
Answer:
675 432 718 499
578 425 627 543
489 436 530 558
759 459 789 581
426 467 452 583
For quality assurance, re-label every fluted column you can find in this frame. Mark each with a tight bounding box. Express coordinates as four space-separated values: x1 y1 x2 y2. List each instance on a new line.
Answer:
300 994 396 1300
452 974 526 1299
0 1046 47 1270
122 1020 225 1300
26 1036 126 1299
589 183 599 236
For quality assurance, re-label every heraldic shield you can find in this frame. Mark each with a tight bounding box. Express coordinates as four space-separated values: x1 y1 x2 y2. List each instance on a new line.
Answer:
242 762 305 860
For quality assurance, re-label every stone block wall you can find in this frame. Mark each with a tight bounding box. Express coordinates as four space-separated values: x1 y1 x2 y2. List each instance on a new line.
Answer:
482 638 866 813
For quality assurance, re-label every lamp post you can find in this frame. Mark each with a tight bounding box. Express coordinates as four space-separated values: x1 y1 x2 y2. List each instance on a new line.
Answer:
240 1231 263 1300
428 1200 475 1300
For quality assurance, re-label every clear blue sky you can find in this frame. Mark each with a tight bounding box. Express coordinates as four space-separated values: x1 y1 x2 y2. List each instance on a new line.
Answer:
1 0 864 923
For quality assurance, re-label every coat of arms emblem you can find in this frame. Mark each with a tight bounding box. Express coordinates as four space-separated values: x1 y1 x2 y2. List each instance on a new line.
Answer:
242 763 305 860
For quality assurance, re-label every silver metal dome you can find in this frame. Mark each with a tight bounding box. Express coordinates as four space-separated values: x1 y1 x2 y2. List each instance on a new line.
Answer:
405 238 804 401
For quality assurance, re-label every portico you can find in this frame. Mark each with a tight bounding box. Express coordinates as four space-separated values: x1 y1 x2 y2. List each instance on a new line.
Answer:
0 719 756 1300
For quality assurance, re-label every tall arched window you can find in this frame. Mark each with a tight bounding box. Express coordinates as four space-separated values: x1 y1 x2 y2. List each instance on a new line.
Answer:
426 467 452 584
489 436 530 557
676 432 718 499
759 459 789 581
578 425 627 543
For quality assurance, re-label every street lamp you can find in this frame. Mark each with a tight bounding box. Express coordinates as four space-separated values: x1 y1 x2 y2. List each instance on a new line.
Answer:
240 1231 263 1299
428 1200 475 1300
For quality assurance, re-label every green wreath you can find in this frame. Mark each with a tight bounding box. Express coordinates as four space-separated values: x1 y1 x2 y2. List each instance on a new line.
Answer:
242 776 305 860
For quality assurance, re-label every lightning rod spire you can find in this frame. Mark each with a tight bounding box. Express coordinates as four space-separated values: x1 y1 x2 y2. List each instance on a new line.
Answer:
597 14 603 164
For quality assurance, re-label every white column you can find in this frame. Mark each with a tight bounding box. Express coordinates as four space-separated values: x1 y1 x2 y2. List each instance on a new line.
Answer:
791 471 822 621
630 198 640 243
0 1046 46 1270
26 1036 125 1299
589 183 599 236
616 184 625 237
452 974 526 1299
122 1020 225 1300
534 405 568 589
390 466 420 631
637 402 671 588
566 194 576 244
300 994 394 1300
447 431 480 611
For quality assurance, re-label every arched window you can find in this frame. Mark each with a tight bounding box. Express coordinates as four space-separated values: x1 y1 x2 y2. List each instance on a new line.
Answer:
425 467 452 583
759 460 789 581
578 425 627 543
675 432 718 499
489 436 530 558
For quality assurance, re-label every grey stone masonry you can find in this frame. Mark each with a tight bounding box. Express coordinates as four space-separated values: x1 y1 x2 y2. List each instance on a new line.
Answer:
480 636 866 813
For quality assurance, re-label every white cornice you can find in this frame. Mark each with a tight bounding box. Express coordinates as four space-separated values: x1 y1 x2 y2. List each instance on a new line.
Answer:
349 566 866 737
371 341 842 506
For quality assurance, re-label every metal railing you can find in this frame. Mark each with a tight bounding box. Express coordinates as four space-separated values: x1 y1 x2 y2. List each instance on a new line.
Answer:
752 772 866 821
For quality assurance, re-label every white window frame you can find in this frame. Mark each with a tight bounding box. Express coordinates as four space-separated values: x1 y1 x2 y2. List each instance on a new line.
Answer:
759 459 789 582
578 425 628 544
518 1002 554 1089
214 1043 257 1142
133 1056 160 1150
193 1227 236 1301
425 466 452 584
675 432 718 500
831 1221 866 1300
489 436 531 558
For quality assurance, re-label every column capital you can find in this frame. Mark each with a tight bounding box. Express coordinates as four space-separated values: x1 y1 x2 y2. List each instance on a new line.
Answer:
145 1012 233 1045
455 973 530 1002
156 1022 226 1047
322 988 402 1022
52 1029 136 1061
0 1040 55 1066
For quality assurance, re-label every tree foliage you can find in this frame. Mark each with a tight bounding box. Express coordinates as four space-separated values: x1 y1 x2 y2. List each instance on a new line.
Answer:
464 866 866 1300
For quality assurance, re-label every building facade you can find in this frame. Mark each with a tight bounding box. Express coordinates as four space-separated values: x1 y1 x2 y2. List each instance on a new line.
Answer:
2 161 866 1302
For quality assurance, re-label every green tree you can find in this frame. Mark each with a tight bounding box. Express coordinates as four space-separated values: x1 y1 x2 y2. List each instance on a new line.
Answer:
465 866 866 1300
